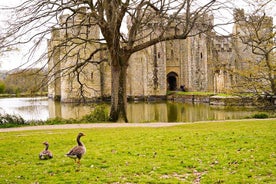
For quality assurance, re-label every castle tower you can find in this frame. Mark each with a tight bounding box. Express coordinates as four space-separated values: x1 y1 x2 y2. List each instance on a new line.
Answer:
48 7 106 102
211 35 234 93
48 28 62 100
232 8 274 93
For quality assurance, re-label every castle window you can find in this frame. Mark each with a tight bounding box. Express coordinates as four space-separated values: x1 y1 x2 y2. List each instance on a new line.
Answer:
158 52 160 58
224 44 229 52
171 49 174 57
91 72 93 80
200 52 203 59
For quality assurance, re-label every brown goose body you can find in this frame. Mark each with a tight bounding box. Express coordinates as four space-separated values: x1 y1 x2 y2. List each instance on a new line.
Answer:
66 132 86 164
39 142 53 160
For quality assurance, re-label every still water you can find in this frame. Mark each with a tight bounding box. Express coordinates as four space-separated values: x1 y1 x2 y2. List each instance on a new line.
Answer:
0 97 258 122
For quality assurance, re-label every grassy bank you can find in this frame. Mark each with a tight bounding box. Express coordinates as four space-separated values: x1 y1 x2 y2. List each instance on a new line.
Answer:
0 120 275 183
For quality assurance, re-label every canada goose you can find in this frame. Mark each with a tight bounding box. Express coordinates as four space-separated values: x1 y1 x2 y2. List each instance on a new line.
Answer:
39 141 53 160
66 132 86 164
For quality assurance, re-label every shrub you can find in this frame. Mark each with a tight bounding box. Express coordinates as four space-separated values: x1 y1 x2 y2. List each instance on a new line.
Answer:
0 113 26 127
41 118 78 125
0 81 5 93
82 104 109 122
252 113 269 119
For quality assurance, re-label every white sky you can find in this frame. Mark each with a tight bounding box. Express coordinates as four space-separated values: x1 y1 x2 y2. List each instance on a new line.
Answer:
0 0 32 70
0 0 275 71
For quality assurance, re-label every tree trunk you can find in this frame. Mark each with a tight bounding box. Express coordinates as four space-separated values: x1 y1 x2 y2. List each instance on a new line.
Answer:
265 55 276 95
109 57 129 122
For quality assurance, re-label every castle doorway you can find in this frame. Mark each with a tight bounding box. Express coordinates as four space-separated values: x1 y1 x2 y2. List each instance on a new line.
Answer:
167 72 178 91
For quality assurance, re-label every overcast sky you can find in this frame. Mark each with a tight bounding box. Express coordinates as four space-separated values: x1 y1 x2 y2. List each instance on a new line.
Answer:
0 0 275 71
0 0 28 70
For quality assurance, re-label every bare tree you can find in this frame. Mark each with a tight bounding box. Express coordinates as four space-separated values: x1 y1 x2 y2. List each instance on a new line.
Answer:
0 0 227 122
232 1 276 98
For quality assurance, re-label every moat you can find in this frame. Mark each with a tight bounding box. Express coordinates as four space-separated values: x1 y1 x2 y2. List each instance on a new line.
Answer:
0 97 260 122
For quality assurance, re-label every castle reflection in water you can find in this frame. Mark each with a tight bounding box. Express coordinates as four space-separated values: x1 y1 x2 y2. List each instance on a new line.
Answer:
0 97 258 122
48 100 256 123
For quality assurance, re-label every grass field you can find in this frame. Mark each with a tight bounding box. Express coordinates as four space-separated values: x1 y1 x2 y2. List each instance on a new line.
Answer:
0 120 275 183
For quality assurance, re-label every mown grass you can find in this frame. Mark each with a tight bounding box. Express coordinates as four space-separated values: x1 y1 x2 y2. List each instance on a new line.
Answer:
167 91 215 96
0 120 275 183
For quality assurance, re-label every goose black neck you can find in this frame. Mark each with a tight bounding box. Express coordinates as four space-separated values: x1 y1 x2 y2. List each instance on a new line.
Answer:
45 144 49 151
77 135 83 146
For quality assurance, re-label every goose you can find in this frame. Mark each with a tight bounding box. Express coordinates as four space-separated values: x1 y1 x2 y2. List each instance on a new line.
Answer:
66 132 86 164
39 141 53 160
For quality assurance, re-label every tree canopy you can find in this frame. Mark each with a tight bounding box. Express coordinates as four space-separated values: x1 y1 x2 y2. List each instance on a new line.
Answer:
230 1 276 97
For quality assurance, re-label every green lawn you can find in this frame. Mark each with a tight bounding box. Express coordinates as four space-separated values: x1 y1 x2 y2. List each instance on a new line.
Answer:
0 120 275 183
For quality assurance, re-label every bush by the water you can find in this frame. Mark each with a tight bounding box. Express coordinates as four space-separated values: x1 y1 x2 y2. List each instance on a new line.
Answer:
0 113 26 127
44 117 78 125
252 113 269 119
82 104 109 122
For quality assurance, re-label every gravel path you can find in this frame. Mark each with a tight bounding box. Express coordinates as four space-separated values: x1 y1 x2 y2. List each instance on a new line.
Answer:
0 122 186 132
1 118 275 132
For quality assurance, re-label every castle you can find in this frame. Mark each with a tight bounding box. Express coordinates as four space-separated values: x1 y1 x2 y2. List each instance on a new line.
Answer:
48 8 272 102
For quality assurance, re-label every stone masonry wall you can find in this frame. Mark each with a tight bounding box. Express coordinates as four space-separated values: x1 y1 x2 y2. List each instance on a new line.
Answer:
49 9 255 102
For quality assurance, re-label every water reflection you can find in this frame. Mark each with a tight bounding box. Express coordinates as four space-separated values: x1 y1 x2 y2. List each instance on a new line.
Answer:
0 97 257 122
126 102 255 123
48 100 93 120
0 97 49 121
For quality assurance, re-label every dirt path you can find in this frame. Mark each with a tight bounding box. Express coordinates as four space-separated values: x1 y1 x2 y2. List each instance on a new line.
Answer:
1 118 275 132
0 122 186 132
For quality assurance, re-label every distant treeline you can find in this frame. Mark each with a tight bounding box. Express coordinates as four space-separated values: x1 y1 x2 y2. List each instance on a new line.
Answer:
0 68 47 95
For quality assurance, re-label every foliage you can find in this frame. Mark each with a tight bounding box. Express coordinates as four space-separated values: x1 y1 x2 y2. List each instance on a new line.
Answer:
82 104 109 123
0 120 275 183
0 81 5 93
252 113 269 119
43 118 78 125
3 69 47 94
0 115 78 128
0 113 26 127
231 4 276 96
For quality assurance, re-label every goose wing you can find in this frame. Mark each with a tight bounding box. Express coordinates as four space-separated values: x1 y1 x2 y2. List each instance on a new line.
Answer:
39 150 53 159
66 145 86 158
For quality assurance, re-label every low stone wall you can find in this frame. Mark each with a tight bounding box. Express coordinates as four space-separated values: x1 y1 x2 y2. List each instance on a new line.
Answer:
167 95 210 103
128 95 167 102
167 94 257 106
209 96 255 106
51 93 274 107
